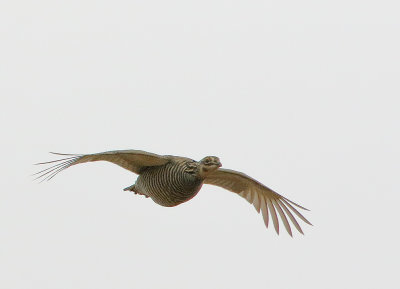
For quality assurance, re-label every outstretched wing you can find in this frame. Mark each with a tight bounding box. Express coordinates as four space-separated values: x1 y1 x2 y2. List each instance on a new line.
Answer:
34 150 170 181
204 168 312 236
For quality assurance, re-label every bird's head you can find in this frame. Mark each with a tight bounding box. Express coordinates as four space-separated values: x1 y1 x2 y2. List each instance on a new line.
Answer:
199 156 222 177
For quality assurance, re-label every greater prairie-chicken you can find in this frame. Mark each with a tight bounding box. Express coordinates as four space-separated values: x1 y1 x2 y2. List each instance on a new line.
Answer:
35 150 311 235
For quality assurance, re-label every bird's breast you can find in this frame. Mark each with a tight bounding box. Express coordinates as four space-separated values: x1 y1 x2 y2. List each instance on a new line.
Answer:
135 162 203 207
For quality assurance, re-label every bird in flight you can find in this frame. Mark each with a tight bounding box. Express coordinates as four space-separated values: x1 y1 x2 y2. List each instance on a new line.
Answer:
35 150 311 236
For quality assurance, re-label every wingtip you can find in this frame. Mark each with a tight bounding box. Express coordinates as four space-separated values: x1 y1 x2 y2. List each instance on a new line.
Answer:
49 152 79 156
34 161 50 165
303 217 313 226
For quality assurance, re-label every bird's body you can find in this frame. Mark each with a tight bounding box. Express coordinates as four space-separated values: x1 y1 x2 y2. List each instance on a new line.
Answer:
35 149 312 236
128 157 203 207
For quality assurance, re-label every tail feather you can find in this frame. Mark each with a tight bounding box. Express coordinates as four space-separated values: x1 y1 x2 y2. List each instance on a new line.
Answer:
123 184 136 192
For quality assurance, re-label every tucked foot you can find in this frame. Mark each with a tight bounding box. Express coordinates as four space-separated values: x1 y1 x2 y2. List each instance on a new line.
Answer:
134 192 149 198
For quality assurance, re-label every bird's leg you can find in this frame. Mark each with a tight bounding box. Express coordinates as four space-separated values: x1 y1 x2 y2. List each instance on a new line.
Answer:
123 184 149 198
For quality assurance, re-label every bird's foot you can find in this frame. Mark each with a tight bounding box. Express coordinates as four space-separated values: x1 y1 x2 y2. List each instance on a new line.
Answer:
133 191 149 198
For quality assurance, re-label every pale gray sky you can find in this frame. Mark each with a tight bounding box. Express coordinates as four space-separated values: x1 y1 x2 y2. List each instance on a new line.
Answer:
1 0 399 288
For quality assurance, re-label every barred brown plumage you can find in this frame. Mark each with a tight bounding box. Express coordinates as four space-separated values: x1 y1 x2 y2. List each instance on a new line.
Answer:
133 158 203 206
34 149 312 236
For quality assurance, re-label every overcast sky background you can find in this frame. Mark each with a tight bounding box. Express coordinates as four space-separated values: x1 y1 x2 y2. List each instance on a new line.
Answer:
1 0 399 288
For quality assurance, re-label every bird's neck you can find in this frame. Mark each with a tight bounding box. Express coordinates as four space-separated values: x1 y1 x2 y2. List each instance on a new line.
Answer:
198 165 217 179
